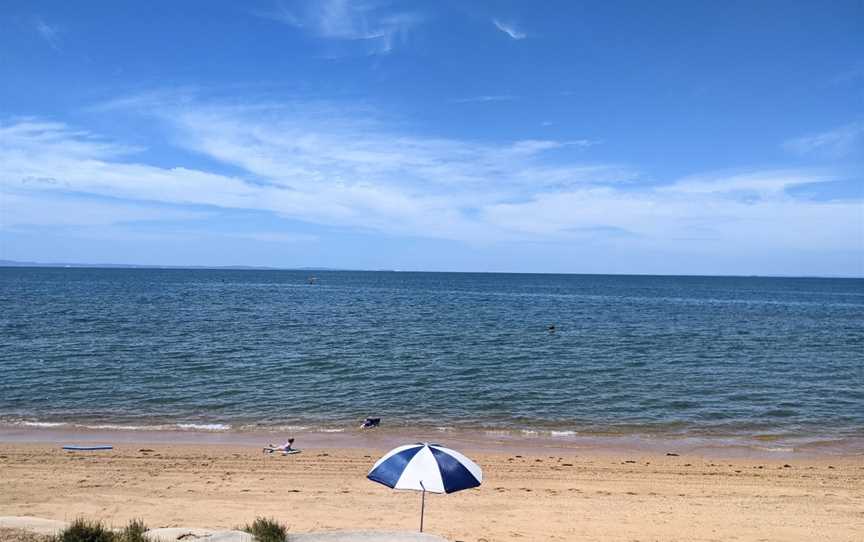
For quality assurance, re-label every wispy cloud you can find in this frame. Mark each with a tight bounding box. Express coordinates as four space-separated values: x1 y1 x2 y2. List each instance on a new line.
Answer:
33 16 61 51
255 0 422 55
782 122 864 158
1 96 858 257
1 191 206 230
480 171 857 251
508 139 599 154
493 19 526 40
225 231 318 243
0 101 626 241
452 95 518 104
662 169 835 197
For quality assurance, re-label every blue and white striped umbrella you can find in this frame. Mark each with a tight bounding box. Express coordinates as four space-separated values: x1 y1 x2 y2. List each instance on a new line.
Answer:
367 443 482 531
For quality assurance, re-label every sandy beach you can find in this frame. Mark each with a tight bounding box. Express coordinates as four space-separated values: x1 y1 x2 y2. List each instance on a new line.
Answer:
1 432 862 542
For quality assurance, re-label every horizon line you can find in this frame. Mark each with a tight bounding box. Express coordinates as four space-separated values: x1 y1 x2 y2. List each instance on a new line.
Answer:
0 259 861 280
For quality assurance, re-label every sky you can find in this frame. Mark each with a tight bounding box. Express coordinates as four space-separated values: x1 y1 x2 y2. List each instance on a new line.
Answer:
1 1 862 275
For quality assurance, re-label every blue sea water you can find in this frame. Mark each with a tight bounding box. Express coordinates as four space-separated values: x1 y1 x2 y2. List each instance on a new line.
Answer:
1 268 862 447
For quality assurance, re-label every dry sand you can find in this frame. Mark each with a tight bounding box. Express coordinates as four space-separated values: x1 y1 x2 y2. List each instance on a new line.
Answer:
1 437 862 542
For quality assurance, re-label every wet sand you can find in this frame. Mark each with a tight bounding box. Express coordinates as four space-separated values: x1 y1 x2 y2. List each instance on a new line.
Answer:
0 430 862 541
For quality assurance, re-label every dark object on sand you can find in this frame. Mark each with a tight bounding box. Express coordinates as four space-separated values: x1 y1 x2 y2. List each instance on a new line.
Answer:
62 445 113 451
361 417 381 429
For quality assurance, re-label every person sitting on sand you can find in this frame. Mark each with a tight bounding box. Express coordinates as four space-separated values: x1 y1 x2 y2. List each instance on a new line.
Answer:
263 438 295 454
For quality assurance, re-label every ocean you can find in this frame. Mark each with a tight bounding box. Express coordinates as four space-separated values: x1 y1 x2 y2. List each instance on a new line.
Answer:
1 268 862 451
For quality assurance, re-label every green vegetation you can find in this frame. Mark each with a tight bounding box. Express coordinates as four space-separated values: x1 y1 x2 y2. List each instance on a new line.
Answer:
117 519 147 542
51 518 148 542
55 518 115 542
8 517 289 542
242 517 288 542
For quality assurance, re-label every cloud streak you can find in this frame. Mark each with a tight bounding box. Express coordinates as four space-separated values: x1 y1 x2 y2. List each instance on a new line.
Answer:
1 97 858 259
33 16 61 51
0 109 622 242
452 95 518 104
493 19 526 40
782 122 864 158
255 0 422 55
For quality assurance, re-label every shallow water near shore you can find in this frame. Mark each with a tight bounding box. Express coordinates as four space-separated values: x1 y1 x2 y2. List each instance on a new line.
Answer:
1 268 862 453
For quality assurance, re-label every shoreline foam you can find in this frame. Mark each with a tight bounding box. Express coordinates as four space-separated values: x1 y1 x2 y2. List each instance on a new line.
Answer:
2 423 861 460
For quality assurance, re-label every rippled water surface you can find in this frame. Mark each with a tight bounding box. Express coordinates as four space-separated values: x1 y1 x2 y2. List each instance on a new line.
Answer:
1 268 862 445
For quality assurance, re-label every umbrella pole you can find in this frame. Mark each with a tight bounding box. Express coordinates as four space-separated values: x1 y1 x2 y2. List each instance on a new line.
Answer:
420 487 425 532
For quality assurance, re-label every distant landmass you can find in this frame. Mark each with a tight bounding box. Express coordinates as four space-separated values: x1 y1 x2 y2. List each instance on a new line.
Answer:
0 260 857 278
0 259 361 271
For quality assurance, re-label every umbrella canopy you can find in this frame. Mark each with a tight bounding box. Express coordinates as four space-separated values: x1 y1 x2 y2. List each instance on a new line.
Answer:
368 442 482 493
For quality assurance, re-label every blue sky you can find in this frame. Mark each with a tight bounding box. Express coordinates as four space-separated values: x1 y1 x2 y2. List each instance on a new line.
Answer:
1 1 862 275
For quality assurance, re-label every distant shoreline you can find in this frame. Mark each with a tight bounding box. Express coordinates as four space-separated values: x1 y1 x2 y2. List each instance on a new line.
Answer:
1 261 861 279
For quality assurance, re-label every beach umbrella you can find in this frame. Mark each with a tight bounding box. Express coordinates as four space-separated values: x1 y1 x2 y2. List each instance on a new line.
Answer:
367 442 482 532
